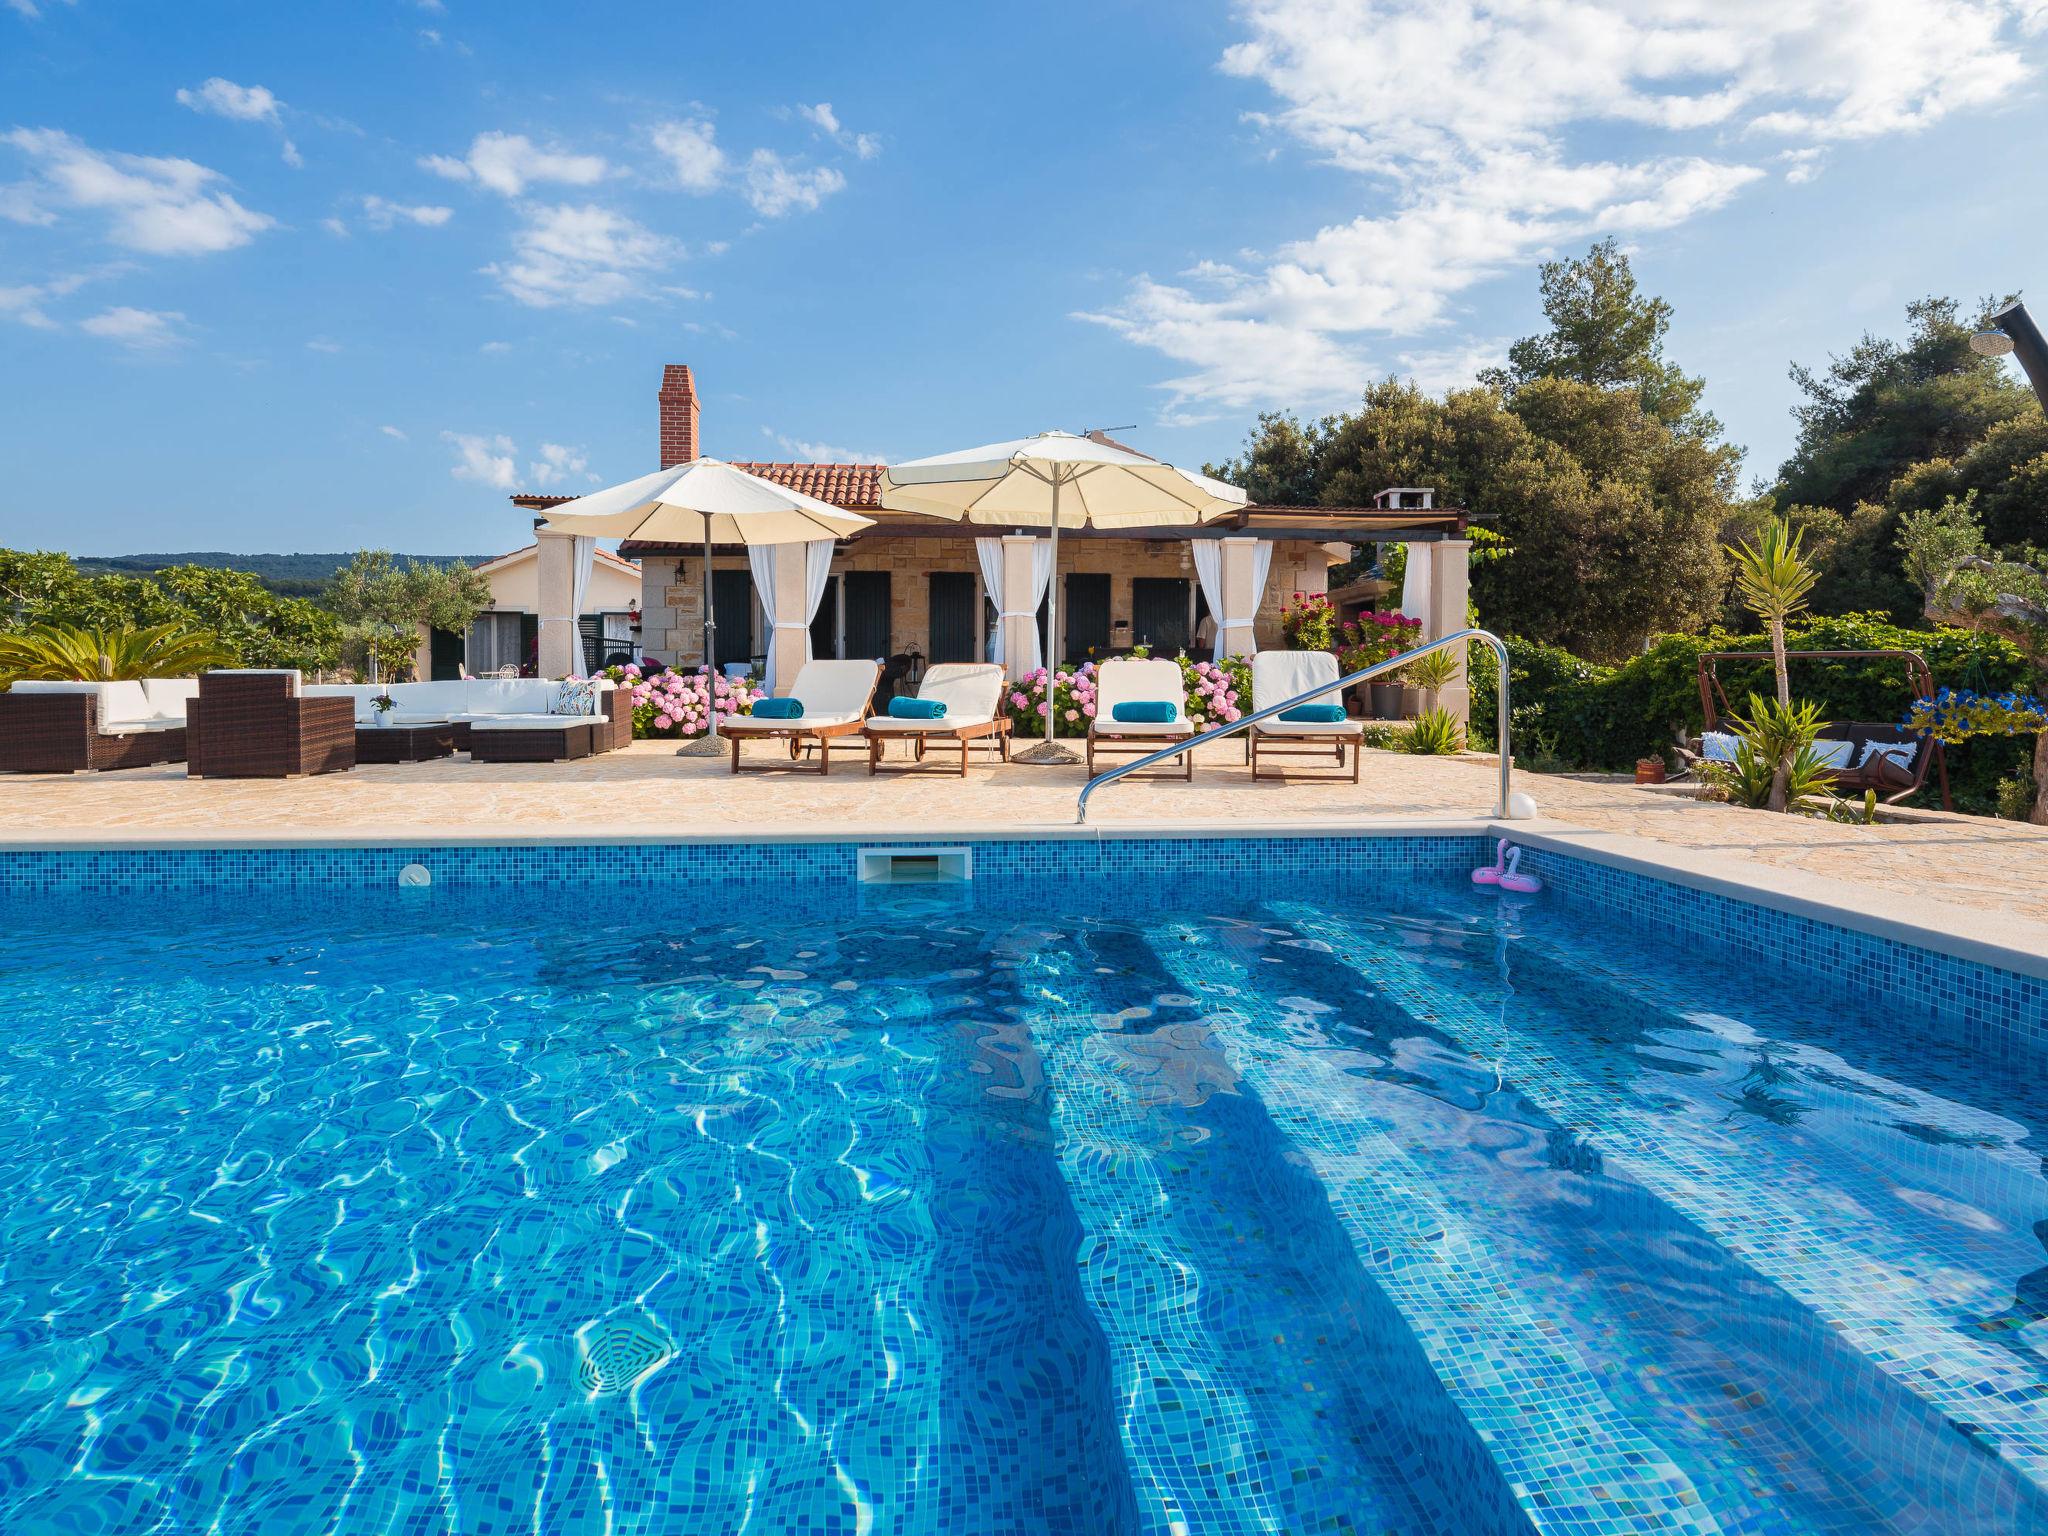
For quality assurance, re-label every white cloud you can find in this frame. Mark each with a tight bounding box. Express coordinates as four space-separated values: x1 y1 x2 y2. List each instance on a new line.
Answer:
362 194 453 230
651 118 725 192
176 77 301 167
1 127 273 255
443 431 519 489
1088 0 2048 415
742 149 845 217
305 336 342 353
380 424 408 440
480 339 511 353
423 131 609 197
7 0 76 19
485 202 675 307
0 270 89 329
419 28 442 46
796 101 880 160
80 305 185 348
320 216 350 237
761 427 887 464
526 441 589 486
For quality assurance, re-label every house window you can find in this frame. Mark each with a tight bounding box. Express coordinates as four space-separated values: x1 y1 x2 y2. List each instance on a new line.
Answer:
1131 577 1191 653
466 611 525 675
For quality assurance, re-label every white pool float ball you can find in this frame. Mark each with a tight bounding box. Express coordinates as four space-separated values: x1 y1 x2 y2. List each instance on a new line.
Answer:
1506 791 1539 821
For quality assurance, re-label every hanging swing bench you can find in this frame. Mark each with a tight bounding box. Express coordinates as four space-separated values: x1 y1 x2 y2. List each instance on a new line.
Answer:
1681 648 1953 811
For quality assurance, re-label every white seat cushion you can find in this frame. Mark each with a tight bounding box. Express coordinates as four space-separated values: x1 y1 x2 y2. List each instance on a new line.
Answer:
1091 717 1192 737
1255 718 1363 737
909 662 1004 719
785 660 882 719
724 709 864 733
864 713 995 733
141 678 201 715
1092 658 1188 733
465 713 594 731
1250 650 1348 715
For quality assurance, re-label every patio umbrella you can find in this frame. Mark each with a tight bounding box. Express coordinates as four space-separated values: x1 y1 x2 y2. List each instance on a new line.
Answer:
539 458 872 755
879 430 1247 763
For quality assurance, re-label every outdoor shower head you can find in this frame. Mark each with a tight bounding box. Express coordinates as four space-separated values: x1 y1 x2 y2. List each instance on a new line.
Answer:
1970 327 2017 356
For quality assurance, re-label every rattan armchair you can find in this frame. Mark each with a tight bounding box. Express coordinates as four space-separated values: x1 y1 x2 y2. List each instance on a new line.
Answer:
187 670 355 778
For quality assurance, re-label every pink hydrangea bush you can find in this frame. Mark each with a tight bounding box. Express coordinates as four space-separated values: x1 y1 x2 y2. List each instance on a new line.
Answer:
600 661 762 738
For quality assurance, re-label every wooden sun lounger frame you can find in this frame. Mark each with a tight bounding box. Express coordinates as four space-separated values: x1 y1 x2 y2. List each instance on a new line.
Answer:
726 674 880 776
1085 724 1196 781
864 715 1013 777
1245 724 1362 783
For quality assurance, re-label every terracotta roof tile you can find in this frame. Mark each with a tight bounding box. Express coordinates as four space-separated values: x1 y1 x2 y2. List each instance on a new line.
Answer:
725 461 884 507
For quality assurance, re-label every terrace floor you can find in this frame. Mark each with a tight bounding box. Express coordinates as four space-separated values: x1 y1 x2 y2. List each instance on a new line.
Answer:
5 739 2045 954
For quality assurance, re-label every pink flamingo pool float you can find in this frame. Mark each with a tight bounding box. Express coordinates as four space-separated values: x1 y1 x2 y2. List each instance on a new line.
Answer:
1472 838 1543 894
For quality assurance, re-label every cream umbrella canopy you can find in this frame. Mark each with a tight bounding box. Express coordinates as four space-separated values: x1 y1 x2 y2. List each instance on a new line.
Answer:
879 430 1247 763
538 458 872 754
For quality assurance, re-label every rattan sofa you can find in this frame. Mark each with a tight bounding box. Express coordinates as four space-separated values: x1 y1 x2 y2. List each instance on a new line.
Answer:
301 679 631 762
187 670 354 778
0 679 199 773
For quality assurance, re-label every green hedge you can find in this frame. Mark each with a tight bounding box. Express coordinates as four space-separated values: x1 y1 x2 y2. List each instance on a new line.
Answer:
1470 615 2033 813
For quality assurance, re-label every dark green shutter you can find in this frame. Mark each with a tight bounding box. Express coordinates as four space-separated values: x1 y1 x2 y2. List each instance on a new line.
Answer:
844 570 893 660
927 572 978 663
1131 577 1191 653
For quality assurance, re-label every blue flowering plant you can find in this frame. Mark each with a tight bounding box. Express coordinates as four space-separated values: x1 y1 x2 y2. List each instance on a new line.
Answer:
1903 688 2048 745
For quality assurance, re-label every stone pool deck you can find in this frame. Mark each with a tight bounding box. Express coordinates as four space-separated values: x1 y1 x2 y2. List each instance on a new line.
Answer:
4 739 2044 957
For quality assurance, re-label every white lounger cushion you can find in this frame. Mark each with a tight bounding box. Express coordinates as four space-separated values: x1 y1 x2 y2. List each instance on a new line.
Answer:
725 659 879 731
302 679 613 724
865 713 996 733
1250 651 1352 729
1091 657 1189 732
465 713 593 731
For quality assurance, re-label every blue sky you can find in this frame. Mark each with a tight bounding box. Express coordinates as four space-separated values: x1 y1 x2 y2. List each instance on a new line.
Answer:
4 0 2047 556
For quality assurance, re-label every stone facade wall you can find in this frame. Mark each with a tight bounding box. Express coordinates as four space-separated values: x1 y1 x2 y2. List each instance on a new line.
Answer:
637 538 1338 666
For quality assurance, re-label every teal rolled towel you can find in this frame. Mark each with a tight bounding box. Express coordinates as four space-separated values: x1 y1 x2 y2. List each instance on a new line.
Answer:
1111 701 1177 723
1278 704 1346 723
888 696 948 719
751 697 804 719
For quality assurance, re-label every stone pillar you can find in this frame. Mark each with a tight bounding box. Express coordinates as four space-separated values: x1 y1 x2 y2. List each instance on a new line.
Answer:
536 530 578 678
769 541 810 694
640 556 679 667
1217 536 1259 658
1000 534 1038 677
1424 539 1472 726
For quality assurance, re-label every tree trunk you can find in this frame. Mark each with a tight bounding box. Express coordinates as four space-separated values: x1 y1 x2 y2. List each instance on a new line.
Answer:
2032 730 2048 827
1767 618 1791 813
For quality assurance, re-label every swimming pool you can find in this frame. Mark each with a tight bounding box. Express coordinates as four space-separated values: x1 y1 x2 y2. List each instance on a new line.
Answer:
2 838 2045 1534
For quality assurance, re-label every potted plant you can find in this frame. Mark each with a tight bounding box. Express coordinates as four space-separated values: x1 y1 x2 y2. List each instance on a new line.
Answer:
371 691 396 726
1635 755 1667 784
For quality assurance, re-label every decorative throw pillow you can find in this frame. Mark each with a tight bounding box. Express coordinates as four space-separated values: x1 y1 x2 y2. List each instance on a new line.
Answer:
1858 739 1917 771
1700 730 1740 763
1812 738 1855 769
1278 704 1347 723
1111 701 1178 723
549 679 599 717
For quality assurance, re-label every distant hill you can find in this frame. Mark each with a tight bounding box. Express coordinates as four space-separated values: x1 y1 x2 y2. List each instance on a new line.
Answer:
72 552 498 601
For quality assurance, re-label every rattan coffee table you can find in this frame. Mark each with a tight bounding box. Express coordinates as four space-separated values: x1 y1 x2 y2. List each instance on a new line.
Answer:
354 721 459 764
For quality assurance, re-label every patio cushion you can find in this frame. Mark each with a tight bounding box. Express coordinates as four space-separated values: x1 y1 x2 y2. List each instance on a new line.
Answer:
1700 730 1740 763
550 679 601 717
1111 701 1177 723
1256 718 1362 737
1251 650 1346 717
866 713 993 733
1278 703 1347 723
96 681 154 726
1093 658 1187 730
723 709 863 732
1859 739 1917 771
1813 737 1855 769
1094 717 1190 736
787 659 882 718
752 697 805 719
141 678 201 715
912 662 1003 720
465 713 593 731
889 696 947 719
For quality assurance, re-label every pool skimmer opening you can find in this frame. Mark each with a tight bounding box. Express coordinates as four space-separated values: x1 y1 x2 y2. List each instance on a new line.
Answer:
856 846 972 885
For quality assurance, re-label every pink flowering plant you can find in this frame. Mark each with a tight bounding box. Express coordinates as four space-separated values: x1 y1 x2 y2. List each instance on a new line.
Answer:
600 660 763 738
1280 592 1338 651
1002 653 1253 736
1336 610 1422 675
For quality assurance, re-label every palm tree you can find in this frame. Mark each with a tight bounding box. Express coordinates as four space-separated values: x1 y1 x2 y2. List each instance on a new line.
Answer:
0 622 236 684
1728 520 1818 811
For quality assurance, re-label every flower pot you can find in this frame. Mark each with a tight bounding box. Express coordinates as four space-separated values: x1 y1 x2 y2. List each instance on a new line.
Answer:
1369 682 1402 718
1398 686 1423 719
1635 756 1666 785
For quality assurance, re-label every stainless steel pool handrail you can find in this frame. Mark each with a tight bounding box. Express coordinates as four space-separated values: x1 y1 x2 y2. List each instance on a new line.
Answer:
1074 628 1513 824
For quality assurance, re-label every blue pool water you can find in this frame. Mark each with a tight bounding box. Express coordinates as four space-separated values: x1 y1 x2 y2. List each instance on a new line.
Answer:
3 868 2047 1535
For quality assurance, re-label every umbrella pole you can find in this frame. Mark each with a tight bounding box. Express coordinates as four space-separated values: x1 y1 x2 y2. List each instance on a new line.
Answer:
1013 467 1080 766
675 524 724 757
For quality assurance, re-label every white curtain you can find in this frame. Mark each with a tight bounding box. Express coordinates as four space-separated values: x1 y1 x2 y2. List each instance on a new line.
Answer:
567 536 595 673
1191 538 1274 658
801 540 834 670
975 536 1053 672
1399 542 1431 630
749 541 837 690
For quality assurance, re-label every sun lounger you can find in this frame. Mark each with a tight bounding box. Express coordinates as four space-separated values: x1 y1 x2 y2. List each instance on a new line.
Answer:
1245 650 1362 782
862 662 1011 776
1085 656 1195 781
721 659 880 775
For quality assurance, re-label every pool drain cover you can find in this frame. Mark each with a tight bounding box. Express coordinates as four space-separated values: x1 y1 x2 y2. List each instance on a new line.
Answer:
577 1320 673 1394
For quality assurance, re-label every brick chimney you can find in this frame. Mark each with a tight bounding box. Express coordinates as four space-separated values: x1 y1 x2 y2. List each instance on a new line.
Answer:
658 364 700 467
